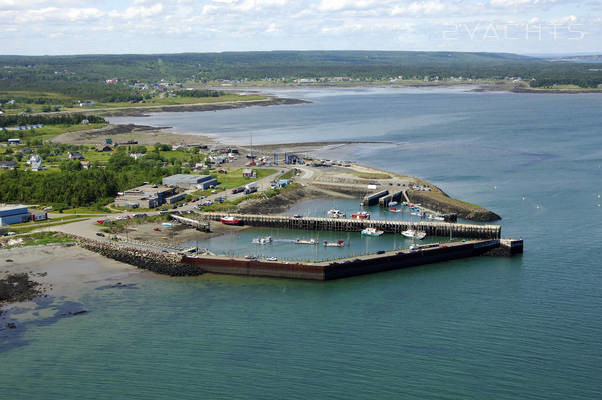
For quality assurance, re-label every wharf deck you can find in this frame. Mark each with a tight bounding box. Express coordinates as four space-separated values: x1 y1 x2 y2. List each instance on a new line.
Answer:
194 212 501 239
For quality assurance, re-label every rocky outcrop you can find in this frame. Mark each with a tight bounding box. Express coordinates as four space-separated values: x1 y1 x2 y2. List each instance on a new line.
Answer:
76 238 203 276
407 190 501 222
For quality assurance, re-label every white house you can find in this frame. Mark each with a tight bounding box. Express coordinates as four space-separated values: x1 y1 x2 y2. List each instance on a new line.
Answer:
27 155 43 171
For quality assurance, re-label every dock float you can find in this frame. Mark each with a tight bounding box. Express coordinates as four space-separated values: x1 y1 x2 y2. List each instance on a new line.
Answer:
194 212 502 239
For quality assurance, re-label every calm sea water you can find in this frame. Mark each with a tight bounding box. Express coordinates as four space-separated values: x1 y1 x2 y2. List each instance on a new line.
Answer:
4 89 602 399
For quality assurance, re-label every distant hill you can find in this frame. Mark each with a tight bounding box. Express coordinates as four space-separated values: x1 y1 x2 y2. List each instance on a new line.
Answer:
0 51 600 95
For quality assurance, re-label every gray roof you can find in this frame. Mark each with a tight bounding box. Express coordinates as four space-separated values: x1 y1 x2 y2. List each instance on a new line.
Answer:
162 174 212 184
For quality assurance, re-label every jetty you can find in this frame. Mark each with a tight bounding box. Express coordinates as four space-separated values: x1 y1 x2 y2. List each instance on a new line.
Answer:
190 212 502 239
181 238 523 281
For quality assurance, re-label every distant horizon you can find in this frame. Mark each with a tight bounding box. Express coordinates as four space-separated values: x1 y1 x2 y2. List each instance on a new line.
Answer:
0 50 600 59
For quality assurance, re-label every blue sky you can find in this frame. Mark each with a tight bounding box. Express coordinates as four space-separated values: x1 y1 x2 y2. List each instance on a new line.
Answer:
1 0 600 55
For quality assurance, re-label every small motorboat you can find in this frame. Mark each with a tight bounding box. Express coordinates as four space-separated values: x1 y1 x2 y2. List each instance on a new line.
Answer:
294 238 318 245
427 214 445 221
402 229 427 240
351 211 371 220
252 236 273 245
361 227 384 237
327 209 346 218
389 207 402 213
265 257 278 261
220 216 241 225
389 201 398 207
324 240 345 247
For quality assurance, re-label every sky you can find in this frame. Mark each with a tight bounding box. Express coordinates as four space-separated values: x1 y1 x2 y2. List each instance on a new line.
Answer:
0 0 600 55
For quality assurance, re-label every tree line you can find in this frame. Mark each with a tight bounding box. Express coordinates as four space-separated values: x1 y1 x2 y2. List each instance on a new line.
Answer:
0 114 105 128
0 151 183 209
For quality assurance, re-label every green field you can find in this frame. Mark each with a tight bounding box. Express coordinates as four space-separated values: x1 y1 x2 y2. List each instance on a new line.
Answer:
212 168 277 189
354 172 391 180
0 231 73 248
60 94 265 111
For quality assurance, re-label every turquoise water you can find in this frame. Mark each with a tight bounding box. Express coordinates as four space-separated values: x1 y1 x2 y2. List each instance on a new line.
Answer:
4 89 602 399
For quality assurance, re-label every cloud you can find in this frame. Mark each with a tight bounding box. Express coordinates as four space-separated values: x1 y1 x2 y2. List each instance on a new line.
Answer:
109 3 164 19
318 0 378 12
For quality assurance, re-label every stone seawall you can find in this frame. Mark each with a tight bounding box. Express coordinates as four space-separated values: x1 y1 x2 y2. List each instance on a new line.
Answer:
77 238 203 277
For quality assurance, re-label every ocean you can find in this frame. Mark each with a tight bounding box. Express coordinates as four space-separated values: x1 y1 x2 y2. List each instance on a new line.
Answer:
3 88 601 399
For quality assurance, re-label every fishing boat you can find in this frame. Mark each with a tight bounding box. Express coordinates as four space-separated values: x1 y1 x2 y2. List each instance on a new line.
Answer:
220 216 241 225
323 240 345 247
402 229 427 240
427 214 445 221
294 238 318 245
351 211 371 220
327 209 346 218
252 236 272 245
361 227 384 237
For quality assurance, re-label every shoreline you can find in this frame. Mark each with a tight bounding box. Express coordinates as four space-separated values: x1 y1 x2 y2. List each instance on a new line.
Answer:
209 82 602 94
93 96 309 117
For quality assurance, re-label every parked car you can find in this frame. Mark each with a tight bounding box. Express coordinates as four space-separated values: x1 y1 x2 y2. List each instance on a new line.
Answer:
96 232 105 237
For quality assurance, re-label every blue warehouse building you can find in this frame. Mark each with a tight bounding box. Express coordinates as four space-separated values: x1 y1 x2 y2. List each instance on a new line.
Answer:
0 205 31 226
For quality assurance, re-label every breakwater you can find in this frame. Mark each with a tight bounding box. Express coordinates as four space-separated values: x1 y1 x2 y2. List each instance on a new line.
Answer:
194 212 501 239
182 239 520 281
71 233 521 281
76 237 203 276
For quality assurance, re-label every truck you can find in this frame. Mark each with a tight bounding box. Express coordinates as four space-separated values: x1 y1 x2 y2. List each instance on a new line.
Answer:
244 182 258 194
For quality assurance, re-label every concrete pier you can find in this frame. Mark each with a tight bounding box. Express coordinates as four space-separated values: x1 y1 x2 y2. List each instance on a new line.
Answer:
182 238 516 281
379 190 404 207
361 190 389 206
194 212 502 239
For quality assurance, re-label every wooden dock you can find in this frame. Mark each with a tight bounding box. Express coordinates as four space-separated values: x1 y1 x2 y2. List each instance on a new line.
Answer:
194 212 501 239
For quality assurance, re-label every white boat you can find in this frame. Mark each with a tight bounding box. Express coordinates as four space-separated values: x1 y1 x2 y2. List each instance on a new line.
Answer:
389 201 398 207
361 227 384 237
324 240 345 247
294 238 318 245
402 229 427 240
427 214 445 221
265 257 278 261
327 209 346 218
252 236 272 245
389 207 402 213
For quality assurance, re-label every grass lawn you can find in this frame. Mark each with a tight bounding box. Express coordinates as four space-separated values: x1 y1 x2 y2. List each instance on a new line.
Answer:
11 215 83 227
82 150 113 164
8 218 91 234
0 231 73 248
354 172 391 180
61 206 114 214
31 123 108 141
61 94 266 110
212 168 277 189
159 150 194 162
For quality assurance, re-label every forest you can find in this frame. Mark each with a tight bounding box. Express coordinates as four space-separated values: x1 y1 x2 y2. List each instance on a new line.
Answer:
0 51 601 97
0 151 184 210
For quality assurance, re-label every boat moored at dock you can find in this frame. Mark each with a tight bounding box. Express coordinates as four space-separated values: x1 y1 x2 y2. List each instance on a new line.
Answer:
327 209 346 218
351 211 371 220
361 227 384 237
220 216 242 225
402 229 427 240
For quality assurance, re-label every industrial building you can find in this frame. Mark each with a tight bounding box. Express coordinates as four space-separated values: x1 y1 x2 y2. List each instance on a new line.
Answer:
0 205 47 226
162 174 217 190
114 184 184 209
